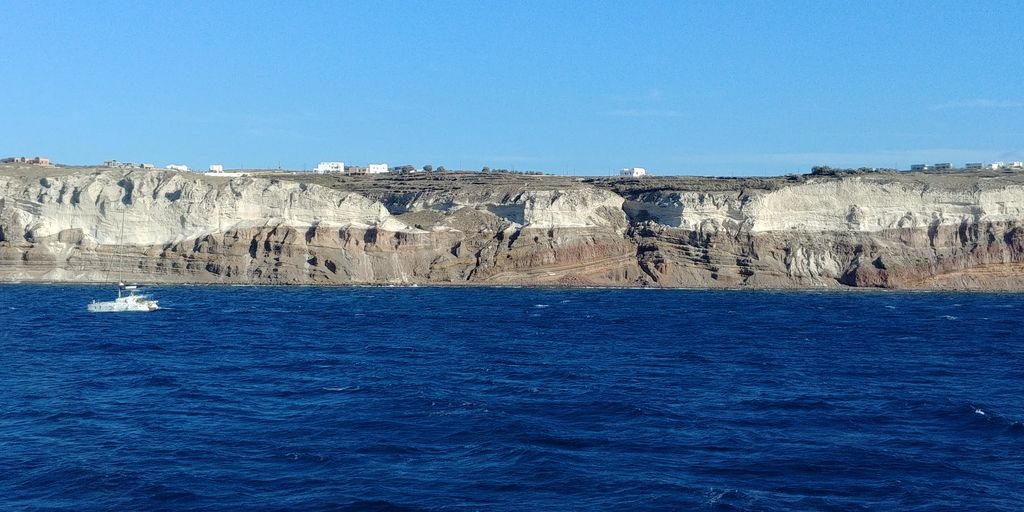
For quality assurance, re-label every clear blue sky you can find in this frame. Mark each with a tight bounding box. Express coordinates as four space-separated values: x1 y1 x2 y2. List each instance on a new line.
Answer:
2 1 1021 175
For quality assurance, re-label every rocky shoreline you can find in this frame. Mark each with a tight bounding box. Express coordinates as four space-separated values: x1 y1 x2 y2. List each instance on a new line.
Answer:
3 164 1024 290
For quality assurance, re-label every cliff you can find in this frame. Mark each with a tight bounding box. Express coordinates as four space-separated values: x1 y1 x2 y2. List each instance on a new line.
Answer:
2 164 1024 289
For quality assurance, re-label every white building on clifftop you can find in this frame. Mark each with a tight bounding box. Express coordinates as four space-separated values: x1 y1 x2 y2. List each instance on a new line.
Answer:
314 161 345 174
619 167 648 178
366 163 389 174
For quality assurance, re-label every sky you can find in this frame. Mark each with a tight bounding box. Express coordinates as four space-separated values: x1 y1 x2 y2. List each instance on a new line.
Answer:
1 0 1022 176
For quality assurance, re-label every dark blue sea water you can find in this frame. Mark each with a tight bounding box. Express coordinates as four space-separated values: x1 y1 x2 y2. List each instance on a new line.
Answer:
1 285 1023 511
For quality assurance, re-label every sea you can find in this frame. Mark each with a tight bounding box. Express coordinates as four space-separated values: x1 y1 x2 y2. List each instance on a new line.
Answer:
1 285 1022 511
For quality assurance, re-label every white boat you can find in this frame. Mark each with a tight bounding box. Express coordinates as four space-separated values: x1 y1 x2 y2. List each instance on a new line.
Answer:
88 283 160 313
87 206 160 313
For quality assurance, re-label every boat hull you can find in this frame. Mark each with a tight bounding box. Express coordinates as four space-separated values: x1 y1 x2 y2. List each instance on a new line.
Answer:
87 296 159 313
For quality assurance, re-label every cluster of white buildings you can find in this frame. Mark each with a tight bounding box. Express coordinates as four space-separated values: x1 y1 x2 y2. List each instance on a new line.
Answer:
911 162 1024 171
105 157 392 176
313 161 390 174
97 157 660 178
986 161 1024 170
104 160 154 169
166 164 230 173
106 159 193 172
619 167 648 178
162 163 245 177
314 161 344 173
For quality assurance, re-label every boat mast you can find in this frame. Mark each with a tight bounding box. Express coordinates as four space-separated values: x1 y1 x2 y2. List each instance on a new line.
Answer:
118 206 126 289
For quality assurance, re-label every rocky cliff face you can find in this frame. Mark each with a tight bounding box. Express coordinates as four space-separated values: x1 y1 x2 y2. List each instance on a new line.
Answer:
2 165 1024 289
618 174 1024 289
